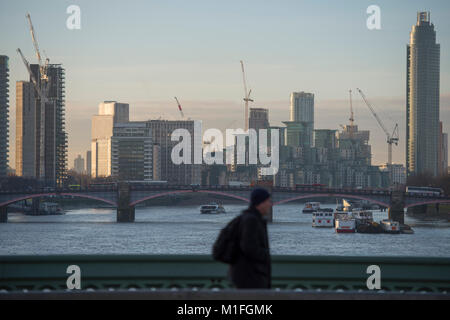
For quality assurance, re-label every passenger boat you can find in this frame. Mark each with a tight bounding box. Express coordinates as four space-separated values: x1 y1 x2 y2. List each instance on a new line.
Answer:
380 219 401 234
302 202 321 214
200 203 226 214
335 214 356 233
312 210 334 228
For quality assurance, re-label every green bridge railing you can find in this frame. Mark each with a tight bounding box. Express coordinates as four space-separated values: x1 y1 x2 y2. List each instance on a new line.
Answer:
0 255 449 294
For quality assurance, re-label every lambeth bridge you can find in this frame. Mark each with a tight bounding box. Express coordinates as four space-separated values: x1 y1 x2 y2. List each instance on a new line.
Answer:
1 184 449 223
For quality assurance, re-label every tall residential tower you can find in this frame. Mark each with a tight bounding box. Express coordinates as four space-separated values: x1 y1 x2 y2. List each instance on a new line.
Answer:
27 63 67 186
0 56 9 177
406 12 440 176
15 81 36 177
290 92 314 147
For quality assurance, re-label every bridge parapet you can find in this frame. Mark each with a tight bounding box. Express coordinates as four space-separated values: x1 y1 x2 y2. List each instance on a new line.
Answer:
0 255 449 294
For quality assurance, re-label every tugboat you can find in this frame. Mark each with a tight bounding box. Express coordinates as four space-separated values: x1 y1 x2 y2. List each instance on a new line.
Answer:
356 221 383 234
302 202 321 214
352 209 383 233
380 219 401 234
352 210 374 227
200 203 226 214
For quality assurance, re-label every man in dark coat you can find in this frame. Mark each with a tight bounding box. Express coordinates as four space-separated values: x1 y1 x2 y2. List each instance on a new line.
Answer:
230 188 272 289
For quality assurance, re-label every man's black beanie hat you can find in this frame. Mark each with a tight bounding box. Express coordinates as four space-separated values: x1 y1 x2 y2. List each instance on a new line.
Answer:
250 188 271 207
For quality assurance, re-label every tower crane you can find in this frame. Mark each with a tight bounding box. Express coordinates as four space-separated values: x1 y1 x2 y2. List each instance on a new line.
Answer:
174 97 185 119
349 89 354 127
16 49 39 89
348 89 355 139
356 88 399 166
240 60 253 131
26 13 49 81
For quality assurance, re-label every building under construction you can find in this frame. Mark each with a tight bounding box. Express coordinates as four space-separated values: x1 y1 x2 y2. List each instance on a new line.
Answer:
15 14 67 187
15 64 67 186
32 63 67 187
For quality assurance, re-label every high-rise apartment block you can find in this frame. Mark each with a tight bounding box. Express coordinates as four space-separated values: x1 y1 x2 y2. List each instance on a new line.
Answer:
14 64 67 186
15 81 36 177
290 92 314 146
0 56 9 177
406 12 440 176
28 64 67 186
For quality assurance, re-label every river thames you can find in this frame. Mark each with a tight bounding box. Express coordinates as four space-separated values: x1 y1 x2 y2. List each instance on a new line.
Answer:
0 204 449 257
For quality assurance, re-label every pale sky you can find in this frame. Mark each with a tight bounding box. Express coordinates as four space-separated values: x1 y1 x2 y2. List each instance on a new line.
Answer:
1 0 449 168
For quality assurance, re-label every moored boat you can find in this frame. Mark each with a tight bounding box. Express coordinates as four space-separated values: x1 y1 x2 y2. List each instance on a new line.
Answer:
335 214 356 233
24 202 63 216
302 202 320 214
352 210 374 227
380 219 401 234
200 203 226 214
356 221 383 234
312 210 334 228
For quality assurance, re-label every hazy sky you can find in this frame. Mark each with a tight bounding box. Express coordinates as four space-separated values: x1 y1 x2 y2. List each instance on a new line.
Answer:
1 0 450 168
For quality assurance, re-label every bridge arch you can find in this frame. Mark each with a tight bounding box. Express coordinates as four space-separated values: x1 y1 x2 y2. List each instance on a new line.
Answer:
0 193 117 207
273 193 390 208
130 190 250 207
405 199 450 209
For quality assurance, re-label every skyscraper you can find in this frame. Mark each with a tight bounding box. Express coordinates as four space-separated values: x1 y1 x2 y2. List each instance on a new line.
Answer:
290 92 314 146
406 12 440 176
91 101 129 177
30 63 67 186
15 81 36 177
0 56 9 177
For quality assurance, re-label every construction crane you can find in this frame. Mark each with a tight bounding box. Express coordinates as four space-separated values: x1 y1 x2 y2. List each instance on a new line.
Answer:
356 88 399 166
16 49 39 88
347 89 355 139
174 97 184 119
240 60 253 131
349 89 355 127
26 13 49 80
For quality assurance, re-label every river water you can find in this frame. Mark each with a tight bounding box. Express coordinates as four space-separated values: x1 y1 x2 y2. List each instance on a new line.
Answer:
1 204 449 257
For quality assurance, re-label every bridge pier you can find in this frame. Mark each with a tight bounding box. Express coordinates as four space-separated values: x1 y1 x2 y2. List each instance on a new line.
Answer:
117 206 135 223
389 191 405 224
117 183 135 223
0 206 7 223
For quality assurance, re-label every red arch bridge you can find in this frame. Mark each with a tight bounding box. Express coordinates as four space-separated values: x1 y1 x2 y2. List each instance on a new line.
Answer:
0 186 449 223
